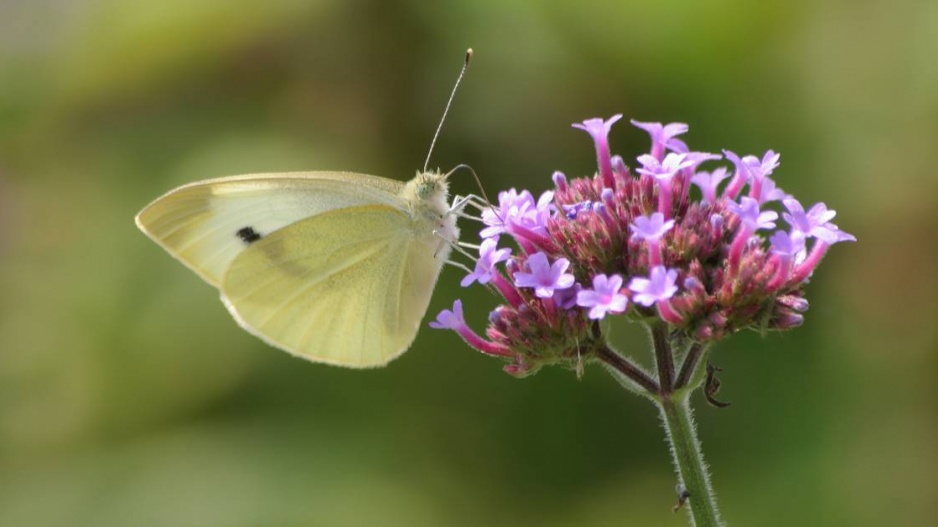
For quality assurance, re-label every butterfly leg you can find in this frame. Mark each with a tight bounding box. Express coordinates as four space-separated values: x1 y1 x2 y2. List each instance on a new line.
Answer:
449 194 490 221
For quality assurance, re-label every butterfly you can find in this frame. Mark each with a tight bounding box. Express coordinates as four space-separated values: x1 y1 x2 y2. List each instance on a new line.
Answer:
135 170 459 367
136 50 474 368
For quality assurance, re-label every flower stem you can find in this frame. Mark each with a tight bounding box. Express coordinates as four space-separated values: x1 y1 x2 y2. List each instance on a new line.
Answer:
658 392 724 527
651 323 674 392
596 344 659 395
675 342 707 390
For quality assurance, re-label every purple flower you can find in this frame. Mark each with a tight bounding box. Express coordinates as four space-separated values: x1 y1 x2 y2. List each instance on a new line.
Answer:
573 115 622 187
766 230 805 290
744 150 781 201
442 113 854 377
722 149 749 198
572 114 622 138
726 196 778 232
756 177 789 204
481 189 555 251
628 266 679 307
576 274 629 319
691 168 730 204
518 190 555 233
636 153 695 217
635 152 693 182
429 300 512 357
769 230 806 258
749 150 781 181
630 212 676 242
429 299 467 330
782 198 855 244
553 282 583 310
461 238 511 287
513 252 575 298
631 120 689 159
481 188 535 238
681 151 723 166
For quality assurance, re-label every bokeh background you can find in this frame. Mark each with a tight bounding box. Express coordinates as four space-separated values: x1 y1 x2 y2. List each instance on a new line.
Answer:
1 1 935 526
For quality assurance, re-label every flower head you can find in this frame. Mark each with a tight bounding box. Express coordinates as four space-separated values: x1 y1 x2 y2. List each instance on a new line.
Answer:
436 114 853 378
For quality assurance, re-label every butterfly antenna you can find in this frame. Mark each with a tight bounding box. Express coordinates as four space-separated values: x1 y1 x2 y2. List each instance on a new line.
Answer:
423 48 473 173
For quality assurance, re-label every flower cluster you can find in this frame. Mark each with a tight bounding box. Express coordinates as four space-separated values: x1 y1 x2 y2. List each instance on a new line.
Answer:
431 115 855 377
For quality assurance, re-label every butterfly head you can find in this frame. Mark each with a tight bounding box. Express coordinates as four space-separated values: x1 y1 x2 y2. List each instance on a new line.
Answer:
412 171 450 201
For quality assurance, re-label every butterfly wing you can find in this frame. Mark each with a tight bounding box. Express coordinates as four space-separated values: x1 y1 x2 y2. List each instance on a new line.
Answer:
135 172 406 286
219 204 445 367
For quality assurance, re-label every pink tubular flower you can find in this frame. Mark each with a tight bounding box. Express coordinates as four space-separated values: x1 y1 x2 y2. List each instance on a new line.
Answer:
725 197 778 271
782 198 854 244
512 252 575 298
461 239 511 287
631 120 689 160
767 230 803 290
722 150 749 199
480 188 535 239
636 153 694 217
691 168 730 204
573 115 622 187
630 213 675 266
746 150 781 201
629 266 679 307
576 274 629 319
630 212 675 242
429 301 512 357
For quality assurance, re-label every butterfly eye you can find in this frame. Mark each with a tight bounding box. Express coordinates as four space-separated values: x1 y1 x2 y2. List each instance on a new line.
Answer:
415 177 440 200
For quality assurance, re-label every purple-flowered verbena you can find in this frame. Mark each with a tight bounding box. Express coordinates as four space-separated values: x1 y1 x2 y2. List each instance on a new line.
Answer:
432 116 855 377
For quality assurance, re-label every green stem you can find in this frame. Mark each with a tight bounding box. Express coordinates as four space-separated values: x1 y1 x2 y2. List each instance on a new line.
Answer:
658 393 724 527
651 323 674 392
596 344 660 395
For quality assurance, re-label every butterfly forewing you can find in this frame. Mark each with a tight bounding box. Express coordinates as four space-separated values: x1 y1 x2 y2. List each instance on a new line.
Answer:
220 204 444 367
135 172 407 286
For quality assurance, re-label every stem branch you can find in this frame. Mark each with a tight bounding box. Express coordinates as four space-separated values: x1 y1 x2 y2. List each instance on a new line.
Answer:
675 342 705 390
596 345 659 394
652 323 674 393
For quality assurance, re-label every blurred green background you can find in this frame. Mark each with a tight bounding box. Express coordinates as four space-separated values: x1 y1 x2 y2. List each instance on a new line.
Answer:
0 1 934 526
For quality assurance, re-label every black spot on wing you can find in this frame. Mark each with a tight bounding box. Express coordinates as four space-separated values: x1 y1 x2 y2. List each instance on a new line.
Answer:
236 226 262 244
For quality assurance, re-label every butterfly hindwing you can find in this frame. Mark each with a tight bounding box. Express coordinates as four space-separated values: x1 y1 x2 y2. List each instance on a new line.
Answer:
219 204 443 367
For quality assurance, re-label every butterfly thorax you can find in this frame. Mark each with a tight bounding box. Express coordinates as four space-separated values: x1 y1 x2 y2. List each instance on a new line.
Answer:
401 171 458 259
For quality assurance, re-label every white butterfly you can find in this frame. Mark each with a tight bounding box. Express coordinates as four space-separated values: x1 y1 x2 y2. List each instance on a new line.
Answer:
137 49 476 368
135 170 460 367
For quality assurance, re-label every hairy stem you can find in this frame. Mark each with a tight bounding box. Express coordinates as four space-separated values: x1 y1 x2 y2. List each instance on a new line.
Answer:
675 342 707 390
651 323 674 393
658 393 724 527
596 344 659 394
